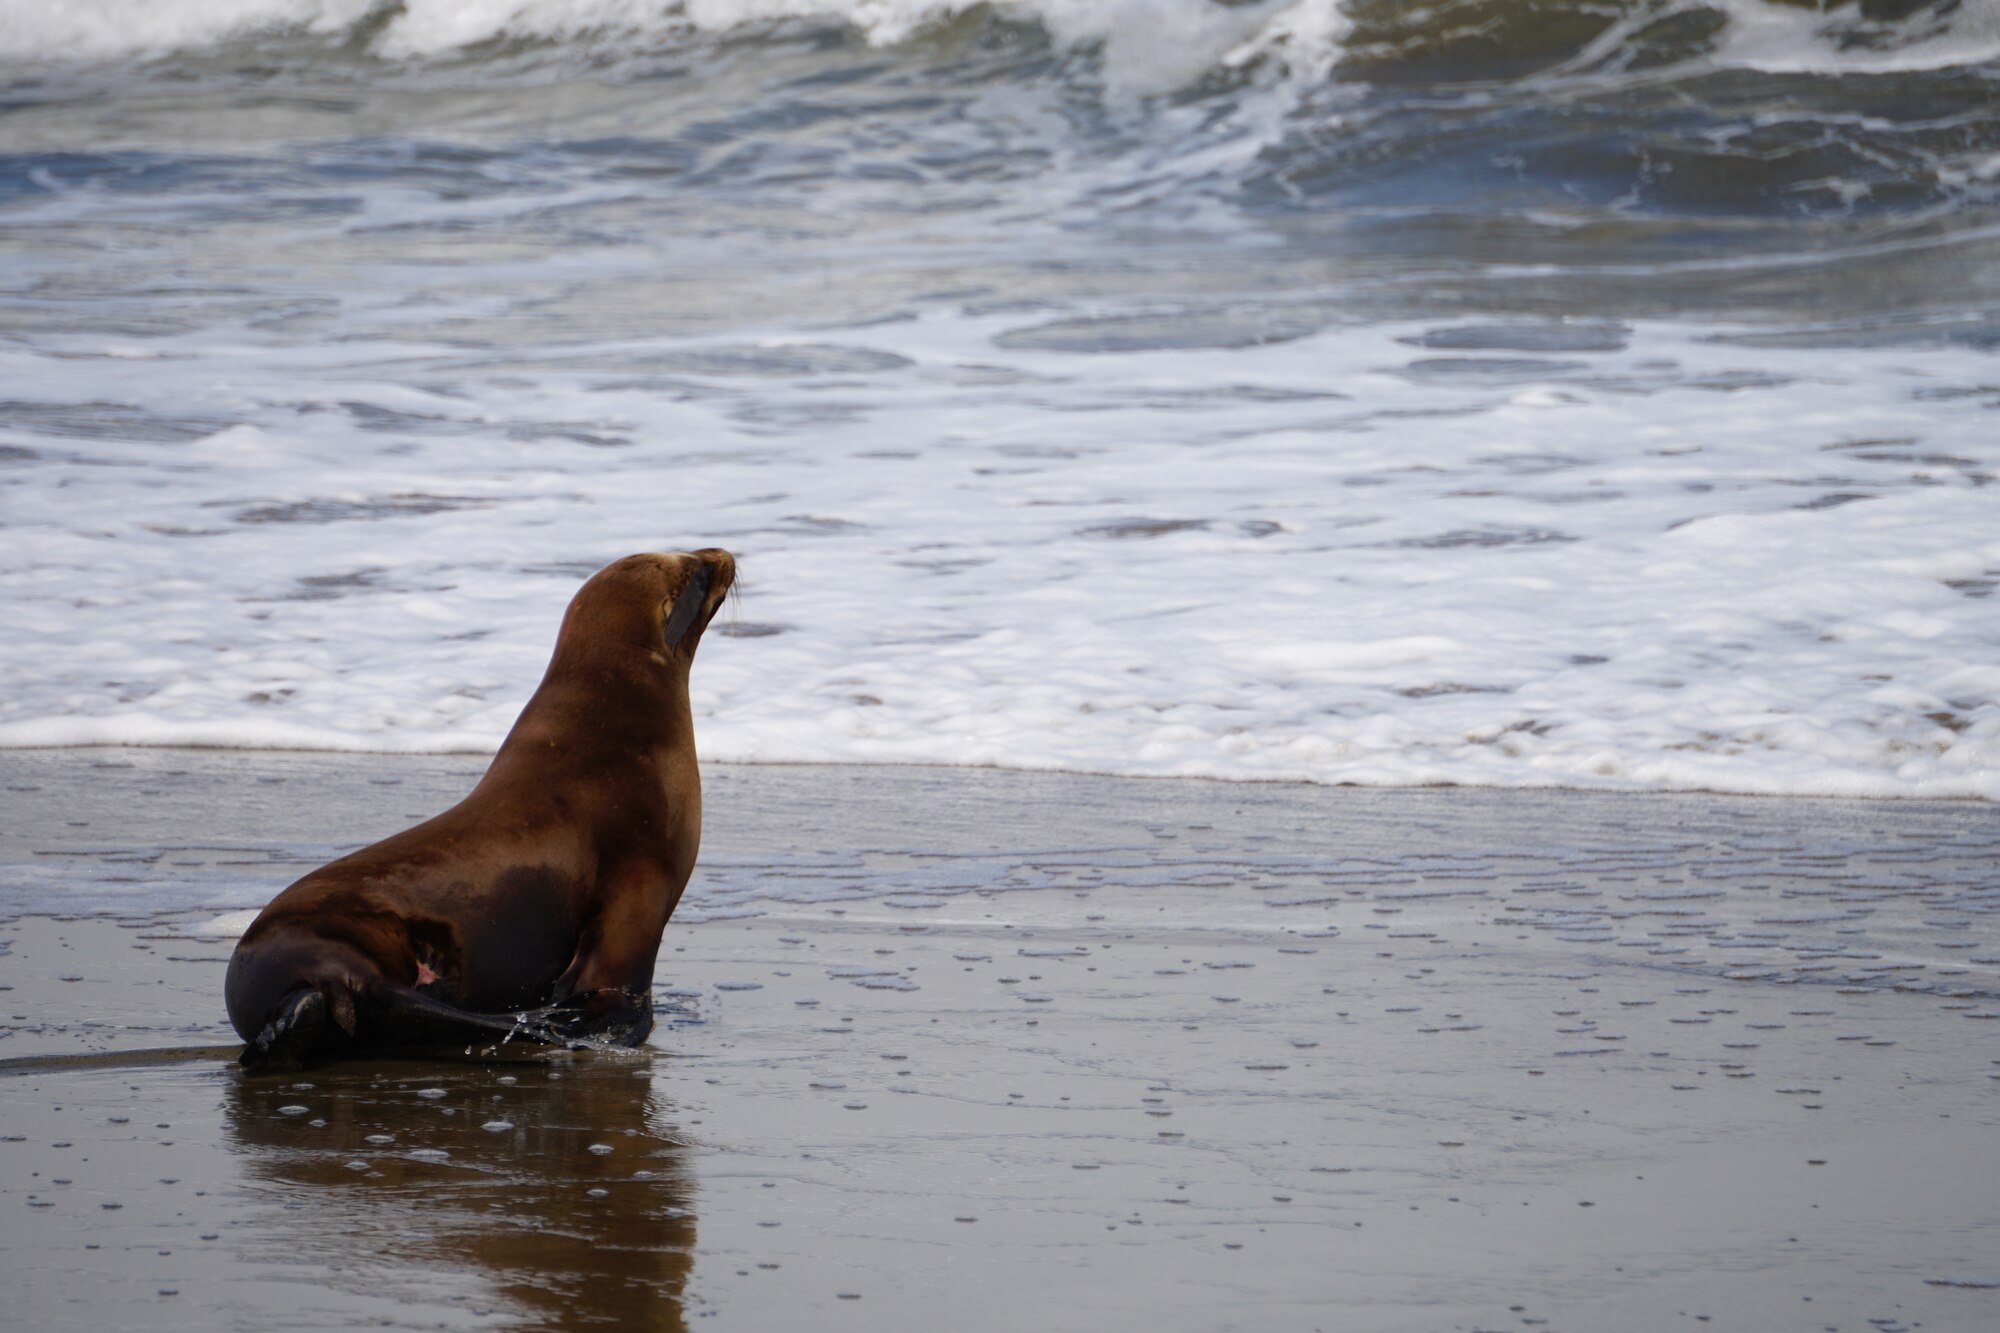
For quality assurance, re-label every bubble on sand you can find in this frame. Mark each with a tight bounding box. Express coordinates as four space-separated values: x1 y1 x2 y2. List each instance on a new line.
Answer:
481 1120 514 1132
415 1087 447 1100
408 1148 449 1163
276 1104 309 1116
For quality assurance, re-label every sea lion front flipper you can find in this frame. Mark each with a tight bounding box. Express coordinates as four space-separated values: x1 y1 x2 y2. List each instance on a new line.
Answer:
535 987 655 1047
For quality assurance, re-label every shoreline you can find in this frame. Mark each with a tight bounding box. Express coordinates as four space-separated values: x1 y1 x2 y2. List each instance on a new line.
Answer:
2 748 1996 1330
2 740 1994 806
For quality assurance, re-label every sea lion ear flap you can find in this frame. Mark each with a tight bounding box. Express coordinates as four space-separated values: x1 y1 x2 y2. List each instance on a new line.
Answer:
661 564 714 651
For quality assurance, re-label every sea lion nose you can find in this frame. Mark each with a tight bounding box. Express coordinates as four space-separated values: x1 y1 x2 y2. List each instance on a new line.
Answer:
690 548 735 596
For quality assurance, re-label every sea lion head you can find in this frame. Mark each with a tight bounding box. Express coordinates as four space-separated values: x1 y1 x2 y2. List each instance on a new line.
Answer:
556 548 737 671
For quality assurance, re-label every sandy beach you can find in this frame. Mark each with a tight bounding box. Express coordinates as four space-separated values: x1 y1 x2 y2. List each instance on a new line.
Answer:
1 748 1996 1331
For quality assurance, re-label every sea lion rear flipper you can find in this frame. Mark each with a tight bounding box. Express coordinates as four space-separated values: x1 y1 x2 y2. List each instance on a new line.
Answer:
239 986 330 1071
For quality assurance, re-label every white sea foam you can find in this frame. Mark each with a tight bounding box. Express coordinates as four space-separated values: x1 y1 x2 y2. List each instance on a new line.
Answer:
2 312 1996 799
0 0 372 62
1700 0 2000 75
5 0 1997 84
2 1 1996 802
0 0 1323 76
193 909 264 937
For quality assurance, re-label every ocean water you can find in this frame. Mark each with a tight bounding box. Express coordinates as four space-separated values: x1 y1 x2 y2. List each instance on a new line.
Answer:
2 0 1998 798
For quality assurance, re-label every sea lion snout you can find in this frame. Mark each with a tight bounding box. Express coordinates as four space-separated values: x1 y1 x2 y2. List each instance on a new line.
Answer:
687 547 734 595
663 548 734 652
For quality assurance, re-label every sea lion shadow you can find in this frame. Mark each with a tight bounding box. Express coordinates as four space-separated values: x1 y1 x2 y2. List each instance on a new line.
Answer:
223 1050 696 1330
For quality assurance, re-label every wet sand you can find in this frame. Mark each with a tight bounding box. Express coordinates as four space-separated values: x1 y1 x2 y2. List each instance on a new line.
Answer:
3 749 1998 1331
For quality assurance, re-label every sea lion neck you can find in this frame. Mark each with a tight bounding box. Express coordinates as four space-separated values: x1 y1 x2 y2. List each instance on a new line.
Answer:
490 647 690 775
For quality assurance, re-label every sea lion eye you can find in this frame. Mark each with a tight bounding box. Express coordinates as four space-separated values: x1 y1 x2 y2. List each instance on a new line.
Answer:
661 565 713 649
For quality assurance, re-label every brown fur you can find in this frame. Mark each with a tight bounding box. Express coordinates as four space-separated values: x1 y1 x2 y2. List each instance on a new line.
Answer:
224 549 735 1064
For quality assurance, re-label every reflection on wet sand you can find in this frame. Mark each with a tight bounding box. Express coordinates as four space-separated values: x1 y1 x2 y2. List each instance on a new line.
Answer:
225 1052 693 1331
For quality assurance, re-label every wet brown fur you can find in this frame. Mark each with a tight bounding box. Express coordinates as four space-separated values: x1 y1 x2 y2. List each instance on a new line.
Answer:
224 549 736 1062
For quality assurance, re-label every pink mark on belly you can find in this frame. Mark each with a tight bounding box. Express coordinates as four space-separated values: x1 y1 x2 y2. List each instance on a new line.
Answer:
415 961 441 986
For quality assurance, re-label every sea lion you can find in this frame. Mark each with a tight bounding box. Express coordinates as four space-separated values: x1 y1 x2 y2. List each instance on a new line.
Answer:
223 548 736 1069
